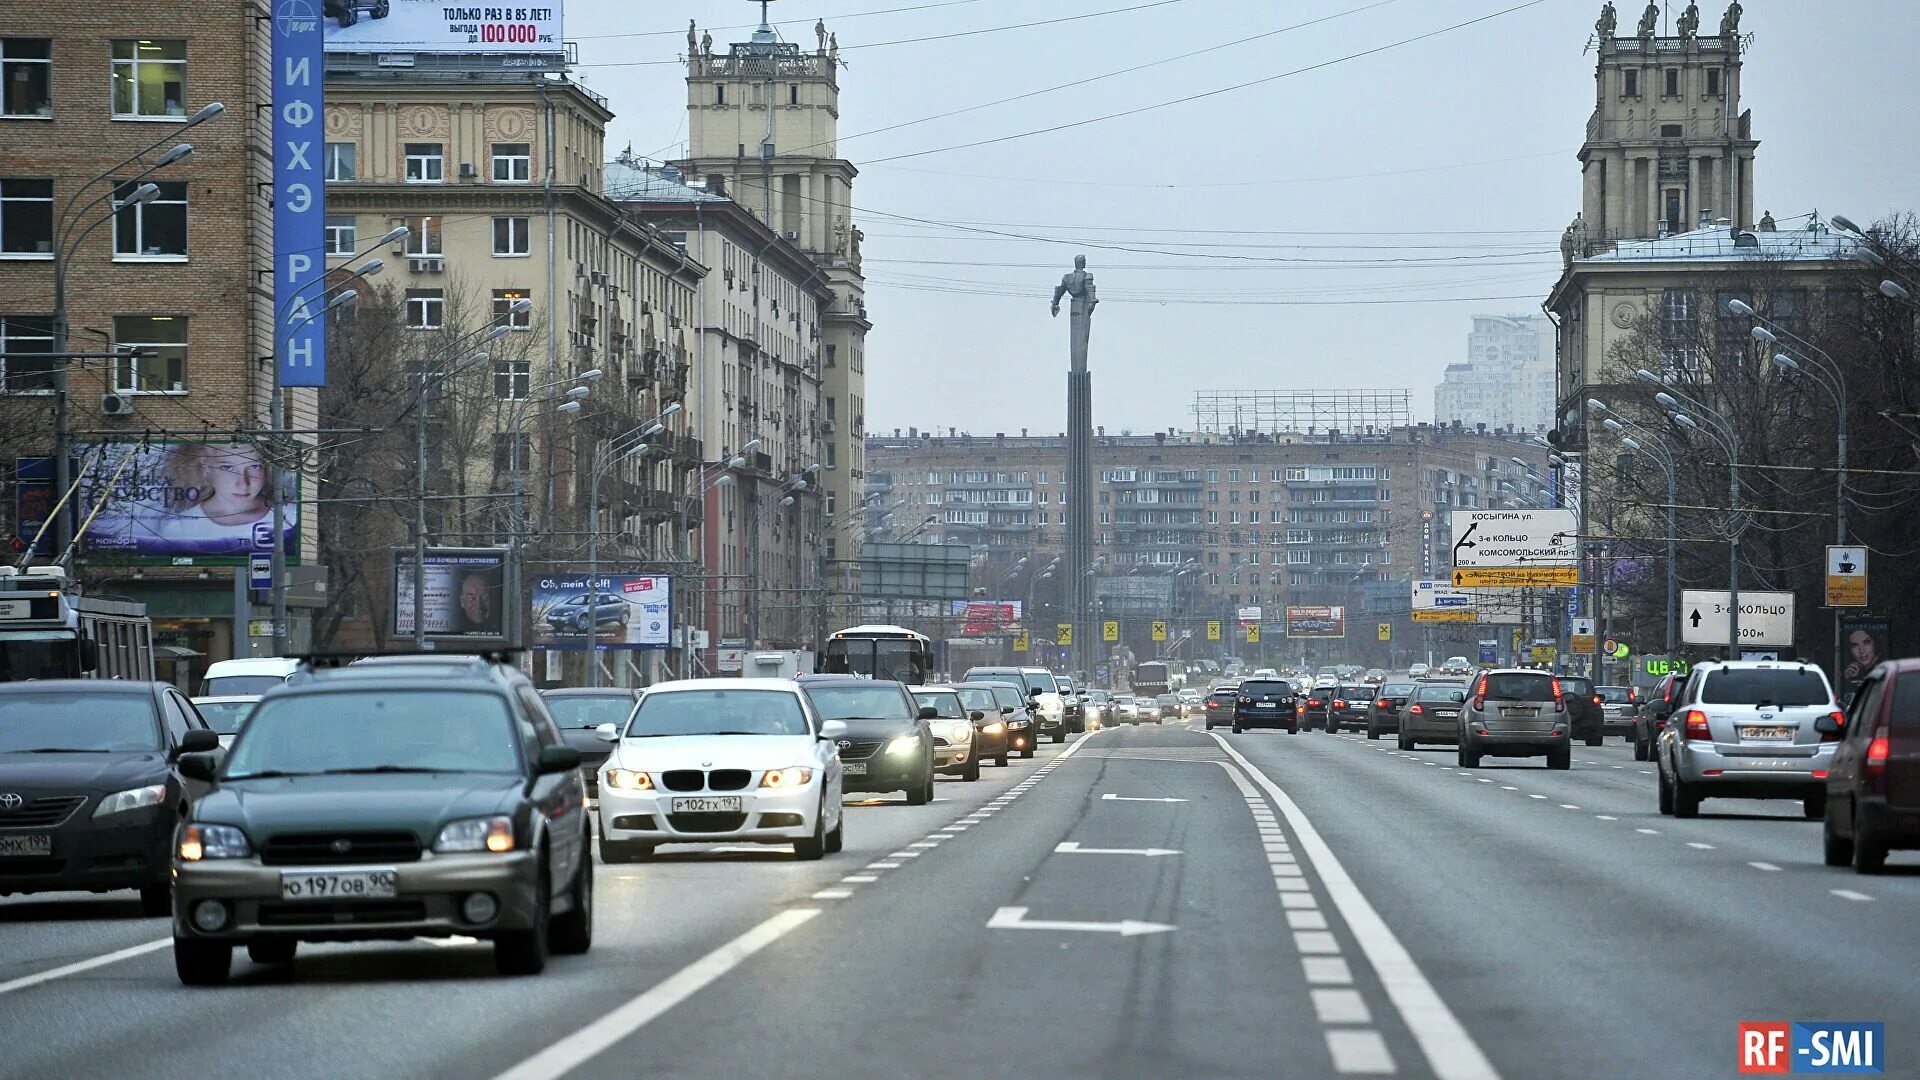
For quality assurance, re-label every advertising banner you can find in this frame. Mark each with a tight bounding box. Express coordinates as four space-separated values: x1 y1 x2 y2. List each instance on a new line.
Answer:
393 548 508 639
324 0 565 55
1285 606 1347 639
274 0 326 387
949 599 1022 635
1840 615 1891 697
532 574 670 650
79 442 297 563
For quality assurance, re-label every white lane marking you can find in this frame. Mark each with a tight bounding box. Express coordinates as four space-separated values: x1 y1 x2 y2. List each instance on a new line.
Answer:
809 889 853 900
1281 893 1319 909
986 906 1175 937
1560 805 1580 810
0 938 170 998
1313 988 1373 1025
1610 765 1625 770
1686 842 1716 850
1287 910 1330 930
1749 862 1782 872
1635 828 1660 835
1054 841 1182 857
1211 733 1501 1080
888 851 922 859
867 862 901 869
841 875 878 883
1500 786 1518 791
1303 956 1355 985
909 841 941 849
1527 794 1547 800
1295 930 1341 954
1273 863 1305 877
1832 890 1874 902
493 908 821 1080
1595 815 1618 821
1100 794 1188 803
1275 878 1312 892
1327 1030 1397 1075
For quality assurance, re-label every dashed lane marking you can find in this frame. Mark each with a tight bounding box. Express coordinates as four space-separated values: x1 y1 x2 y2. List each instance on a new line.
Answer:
1749 862 1782 872
1832 890 1875 902
1327 1030 1398 1076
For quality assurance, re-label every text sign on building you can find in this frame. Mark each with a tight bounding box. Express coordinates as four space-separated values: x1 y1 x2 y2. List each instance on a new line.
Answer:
1680 590 1796 647
1412 580 1476 610
1825 546 1868 608
275 3 327 387
1448 509 1577 569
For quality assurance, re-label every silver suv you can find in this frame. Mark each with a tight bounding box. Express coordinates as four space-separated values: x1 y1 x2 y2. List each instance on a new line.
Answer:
1655 660 1840 819
1458 668 1572 769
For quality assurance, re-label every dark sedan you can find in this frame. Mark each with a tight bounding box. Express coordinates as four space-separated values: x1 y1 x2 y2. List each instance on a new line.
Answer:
795 675 936 804
1634 672 1682 761
1327 686 1374 734
0 680 219 916
1821 658 1920 874
1203 685 1240 730
1365 682 1419 740
539 688 641 798
1300 689 1333 732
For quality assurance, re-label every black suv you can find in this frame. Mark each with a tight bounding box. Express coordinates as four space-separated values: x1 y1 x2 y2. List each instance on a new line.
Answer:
795 675 936 804
1556 675 1606 746
1327 685 1374 734
1231 678 1299 734
171 654 593 984
0 680 219 916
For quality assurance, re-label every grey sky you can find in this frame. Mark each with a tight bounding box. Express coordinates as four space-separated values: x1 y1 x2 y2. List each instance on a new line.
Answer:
569 0 1919 435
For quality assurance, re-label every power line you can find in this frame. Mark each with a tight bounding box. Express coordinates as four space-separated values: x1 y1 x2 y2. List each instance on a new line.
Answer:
865 148 1574 189
571 0 996 41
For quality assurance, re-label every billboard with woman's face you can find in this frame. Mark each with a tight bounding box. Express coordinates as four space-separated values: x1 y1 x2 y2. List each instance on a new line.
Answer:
1841 615 1892 697
79 441 297 562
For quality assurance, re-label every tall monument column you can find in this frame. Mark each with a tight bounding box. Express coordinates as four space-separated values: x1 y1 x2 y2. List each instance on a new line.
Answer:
1052 256 1098 684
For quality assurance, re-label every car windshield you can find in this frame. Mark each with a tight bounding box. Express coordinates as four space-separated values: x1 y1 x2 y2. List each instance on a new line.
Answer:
965 670 1026 692
627 689 809 737
1415 685 1468 703
1023 670 1059 694
986 686 1023 710
1481 673 1557 700
225 690 520 777
956 688 998 713
543 694 638 730
1382 683 1417 697
912 691 967 719
1560 677 1594 695
805 683 913 721
0 692 160 753
192 700 254 736
1700 668 1831 707
202 675 288 696
1598 686 1634 704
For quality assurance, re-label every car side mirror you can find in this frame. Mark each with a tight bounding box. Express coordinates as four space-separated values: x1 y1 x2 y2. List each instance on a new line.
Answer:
970 710 985 722
77 636 99 673
175 729 220 758
1000 705 1014 715
177 752 218 783
538 745 582 774
818 719 849 741
1813 715 1843 737
917 705 939 721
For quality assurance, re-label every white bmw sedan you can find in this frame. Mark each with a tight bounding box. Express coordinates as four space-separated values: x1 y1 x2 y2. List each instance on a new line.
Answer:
595 679 847 862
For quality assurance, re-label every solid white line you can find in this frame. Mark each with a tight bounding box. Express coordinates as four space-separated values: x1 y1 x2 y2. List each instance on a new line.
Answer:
1211 733 1501 1080
0 938 170 997
1832 889 1874 902
1313 988 1373 1025
1327 1029 1397 1075
493 908 821 1080
1749 861 1782 872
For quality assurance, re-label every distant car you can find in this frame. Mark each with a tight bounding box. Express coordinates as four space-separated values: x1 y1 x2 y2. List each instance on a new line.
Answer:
1325 686 1373 734
1231 678 1298 735
191 695 259 748
797 675 936 804
1365 682 1418 740
1556 675 1606 747
324 0 390 29
1111 693 1140 725
1820 658 1920 873
198 657 298 697
1438 656 1474 678
1155 694 1182 723
912 687 983 782
1204 684 1239 730
1401 682 1469 750
1596 685 1638 740
1137 697 1164 724
1635 672 1683 761
1300 687 1333 731
1085 689 1111 729
539 688 641 799
1057 676 1085 733
1177 690 1203 717
543 592 630 633
1656 661 1840 819
962 681 1036 758
1459 668 1572 770
1408 663 1432 679
952 685 1014 768
1364 668 1387 685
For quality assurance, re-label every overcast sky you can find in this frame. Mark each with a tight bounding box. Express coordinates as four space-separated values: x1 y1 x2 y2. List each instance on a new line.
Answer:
568 0 1920 435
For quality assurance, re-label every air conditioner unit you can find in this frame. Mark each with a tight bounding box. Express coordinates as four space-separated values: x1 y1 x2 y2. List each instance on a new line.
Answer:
784 230 799 241
590 271 609 287
820 419 835 435
409 257 444 273
99 392 134 416
458 162 477 179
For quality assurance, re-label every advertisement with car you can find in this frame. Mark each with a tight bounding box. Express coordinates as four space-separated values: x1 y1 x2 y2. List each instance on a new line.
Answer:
1285 605 1347 639
533 574 670 650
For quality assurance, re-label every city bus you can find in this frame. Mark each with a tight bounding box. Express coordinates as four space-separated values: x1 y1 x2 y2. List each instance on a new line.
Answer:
0 566 154 681
817 624 932 684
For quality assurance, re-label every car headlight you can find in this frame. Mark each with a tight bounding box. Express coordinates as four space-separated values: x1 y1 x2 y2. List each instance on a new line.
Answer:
178 823 251 861
886 735 921 756
435 815 515 854
949 723 972 742
93 783 167 818
760 766 814 789
982 721 1006 734
604 768 654 791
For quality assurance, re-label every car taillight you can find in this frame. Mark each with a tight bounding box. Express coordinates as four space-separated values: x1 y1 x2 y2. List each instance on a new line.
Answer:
1471 676 1486 711
1333 699 1346 709
1592 694 1603 705
1550 678 1565 712
1377 698 1391 709
1308 698 1322 707
1866 734 1890 779
1409 704 1425 716
1820 710 1846 743
1683 709 1712 741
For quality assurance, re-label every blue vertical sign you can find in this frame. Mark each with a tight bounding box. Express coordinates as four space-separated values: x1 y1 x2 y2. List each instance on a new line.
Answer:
274 2 326 387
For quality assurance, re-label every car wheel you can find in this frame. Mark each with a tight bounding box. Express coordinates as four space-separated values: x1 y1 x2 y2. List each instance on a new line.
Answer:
1020 742 1034 759
1458 743 1480 769
1633 735 1649 762
825 811 844 854
996 752 1009 768
247 938 297 966
794 806 828 861
550 841 594 955
1802 793 1826 821
1657 763 1675 815
1204 721 1214 730
1853 806 1888 874
139 882 172 918
1548 746 1572 771
174 938 232 986
1584 732 1603 747
337 5 357 27
1231 722 1242 734
961 756 981 783
1051 731 1066 744
494 867 551 976
906 770 934 806
1672 775 1701 819
1823 801 1854 867
1367 724 1380 740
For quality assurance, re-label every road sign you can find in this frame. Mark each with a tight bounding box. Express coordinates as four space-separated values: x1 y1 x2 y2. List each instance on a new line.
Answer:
249 553 273 591
246 618 286 639
1826 545 1868 608
1412 580 1525 624
1246 624 1261 644
1451 566 1579 588
1377 622 1392 641
1413 610 1478 624
1531 644 1558 663
1056 623 1073 646
1570 617 1596 655
1151 620 1167 641
1206 619 1221 641
1680 589 1796 647
1449 509 1578 569
1607 639 1630 659
1103 620 1119 642
1013 630 1030 652
1412 580 1476 609
1478 639 1498 663
1237 606 1263 623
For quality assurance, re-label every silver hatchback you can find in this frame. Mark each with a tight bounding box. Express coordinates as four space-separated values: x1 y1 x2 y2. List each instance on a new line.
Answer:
1656 661 1840 819
1458 668 1572 769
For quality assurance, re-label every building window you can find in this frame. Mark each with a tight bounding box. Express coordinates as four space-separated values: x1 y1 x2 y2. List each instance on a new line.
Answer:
324 215 356 256
0 315 55 392
1662 289 1695 332
113 180 187 258
492 432 531 472
491 142 531 183
1660 123 1683 139
715 84 725 105
1623 69 1638 98
405 289 444 330
492 289 531 329
110 40 186 117
494 360 530 400
1664 68 1679 97
404 216 442 256
323 142 356 182
404 143 444 183
0 178 53 255
1705 68 1721 97
112 315 187 392
2 39 52 117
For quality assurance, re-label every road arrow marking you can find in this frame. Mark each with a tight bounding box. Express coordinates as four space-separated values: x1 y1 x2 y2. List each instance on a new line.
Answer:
1101 793 1188 803
1054 841 1181 857
986 906 1175 937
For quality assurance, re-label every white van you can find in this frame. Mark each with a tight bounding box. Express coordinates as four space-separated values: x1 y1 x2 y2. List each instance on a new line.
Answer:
199 656 300 696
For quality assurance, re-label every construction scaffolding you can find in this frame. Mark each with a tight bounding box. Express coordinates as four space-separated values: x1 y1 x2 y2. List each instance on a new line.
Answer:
1191 390 1413 437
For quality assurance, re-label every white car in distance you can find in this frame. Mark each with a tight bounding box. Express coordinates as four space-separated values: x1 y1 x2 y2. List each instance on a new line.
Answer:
596 679 846 862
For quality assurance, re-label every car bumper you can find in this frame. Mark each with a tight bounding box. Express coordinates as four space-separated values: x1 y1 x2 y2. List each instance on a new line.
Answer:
839 754 929 793
1856 797 1920 845
0 809 174 896
1232 708 1296 730
172 850 543 942
1367 710 1401 732
1465 730 1569 756
1602 714 1636 735
1674 745 1831 789
935 743 974 769
600 781 825 843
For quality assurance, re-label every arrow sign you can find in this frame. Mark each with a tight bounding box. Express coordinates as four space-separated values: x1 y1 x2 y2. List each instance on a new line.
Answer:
987 906 1175 937
1055 841 1182 857
1689 609 1702 628
1101 794 1188 804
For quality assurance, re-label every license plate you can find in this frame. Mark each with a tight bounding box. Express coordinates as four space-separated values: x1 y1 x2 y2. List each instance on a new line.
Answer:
1434 710 1460 718
670 796 743 813
1255 702 1273 708
0 599 29 620
0 834 51 857
280 867 398 901
842 761 867 776
1501 707 1539 717
1740 726 1793 741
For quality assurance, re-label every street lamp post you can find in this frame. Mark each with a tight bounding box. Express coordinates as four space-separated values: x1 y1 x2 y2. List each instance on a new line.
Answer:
1639 371 1744 659
586 401 683 685
1592 401 1680 657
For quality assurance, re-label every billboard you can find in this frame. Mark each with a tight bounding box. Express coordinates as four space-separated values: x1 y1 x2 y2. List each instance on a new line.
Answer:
393 548 509 639
76 442 297 563
949 599 1022 635
860 543 971 600
532 574 671 650
325 0 565 55
1285 605 1347 639
1840 615 1891 698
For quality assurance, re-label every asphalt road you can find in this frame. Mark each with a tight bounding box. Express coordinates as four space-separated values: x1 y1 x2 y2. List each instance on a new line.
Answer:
3 719 1914 1079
